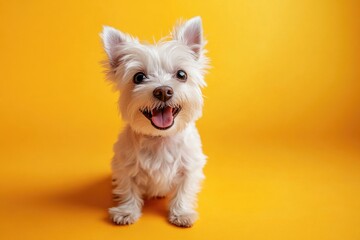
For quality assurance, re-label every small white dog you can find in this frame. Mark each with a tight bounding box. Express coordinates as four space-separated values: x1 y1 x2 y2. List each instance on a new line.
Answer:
101 16 209 227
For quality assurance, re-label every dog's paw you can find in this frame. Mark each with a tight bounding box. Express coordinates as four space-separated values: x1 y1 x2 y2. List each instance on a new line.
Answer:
168 212 198 228
109 207 141 225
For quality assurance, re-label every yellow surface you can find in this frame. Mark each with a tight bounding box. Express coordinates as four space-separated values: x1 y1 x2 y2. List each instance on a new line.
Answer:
0 0 360 239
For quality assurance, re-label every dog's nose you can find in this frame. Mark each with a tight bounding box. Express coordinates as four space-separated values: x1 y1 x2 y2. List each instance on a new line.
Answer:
153 86 173 102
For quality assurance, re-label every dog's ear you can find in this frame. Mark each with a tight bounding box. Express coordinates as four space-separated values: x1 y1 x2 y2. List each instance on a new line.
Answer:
101 26 134 69
172 16 205 59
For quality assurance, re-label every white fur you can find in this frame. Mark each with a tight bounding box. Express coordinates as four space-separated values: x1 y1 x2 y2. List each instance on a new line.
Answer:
101 16 209 227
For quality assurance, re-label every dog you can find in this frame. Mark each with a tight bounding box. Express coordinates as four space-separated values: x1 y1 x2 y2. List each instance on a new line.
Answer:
101 16 209 227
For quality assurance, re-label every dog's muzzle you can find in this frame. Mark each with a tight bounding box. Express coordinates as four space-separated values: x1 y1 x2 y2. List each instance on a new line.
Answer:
141 105 181 130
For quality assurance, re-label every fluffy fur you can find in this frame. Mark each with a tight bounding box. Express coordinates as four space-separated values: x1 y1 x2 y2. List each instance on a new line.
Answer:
101 16 209 227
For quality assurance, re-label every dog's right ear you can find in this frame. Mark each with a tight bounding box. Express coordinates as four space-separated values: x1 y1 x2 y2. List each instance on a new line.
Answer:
101 26 134 69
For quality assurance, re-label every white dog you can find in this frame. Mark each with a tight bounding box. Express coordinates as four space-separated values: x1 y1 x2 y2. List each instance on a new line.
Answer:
101 16 209 227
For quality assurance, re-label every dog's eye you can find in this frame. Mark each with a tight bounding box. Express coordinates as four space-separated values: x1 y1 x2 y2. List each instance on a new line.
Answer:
176 70 187 82
133 72 147 84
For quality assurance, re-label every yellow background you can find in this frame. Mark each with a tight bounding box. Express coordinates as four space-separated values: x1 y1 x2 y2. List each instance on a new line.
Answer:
1 0 360 239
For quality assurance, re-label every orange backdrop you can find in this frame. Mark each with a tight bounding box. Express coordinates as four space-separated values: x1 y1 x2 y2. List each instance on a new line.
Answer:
1 0 359 239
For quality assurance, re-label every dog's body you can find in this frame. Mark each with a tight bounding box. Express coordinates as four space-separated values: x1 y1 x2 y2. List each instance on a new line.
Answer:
101 17 208 227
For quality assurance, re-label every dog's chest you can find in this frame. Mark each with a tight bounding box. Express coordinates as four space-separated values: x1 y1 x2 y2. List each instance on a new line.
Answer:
135 138 184 196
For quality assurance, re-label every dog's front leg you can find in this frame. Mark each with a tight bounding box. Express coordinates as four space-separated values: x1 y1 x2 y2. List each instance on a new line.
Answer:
109 175 143 225
168 171 204 227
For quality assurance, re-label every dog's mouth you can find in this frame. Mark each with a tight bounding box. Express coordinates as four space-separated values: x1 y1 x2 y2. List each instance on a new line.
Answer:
140 106 181 130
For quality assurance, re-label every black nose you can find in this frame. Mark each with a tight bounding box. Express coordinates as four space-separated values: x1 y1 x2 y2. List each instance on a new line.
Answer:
153 86 173 102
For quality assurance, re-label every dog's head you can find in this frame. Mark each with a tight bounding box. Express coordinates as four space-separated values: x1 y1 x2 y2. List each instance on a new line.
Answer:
101 17 208 136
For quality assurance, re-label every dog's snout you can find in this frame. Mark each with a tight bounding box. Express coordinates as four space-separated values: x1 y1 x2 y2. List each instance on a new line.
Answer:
153 86 173 102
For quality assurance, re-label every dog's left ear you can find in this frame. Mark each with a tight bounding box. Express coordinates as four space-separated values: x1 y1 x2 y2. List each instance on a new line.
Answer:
172 16 204 60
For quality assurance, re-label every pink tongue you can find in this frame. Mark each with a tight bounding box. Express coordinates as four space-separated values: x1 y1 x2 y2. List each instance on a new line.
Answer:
151 106 174 129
